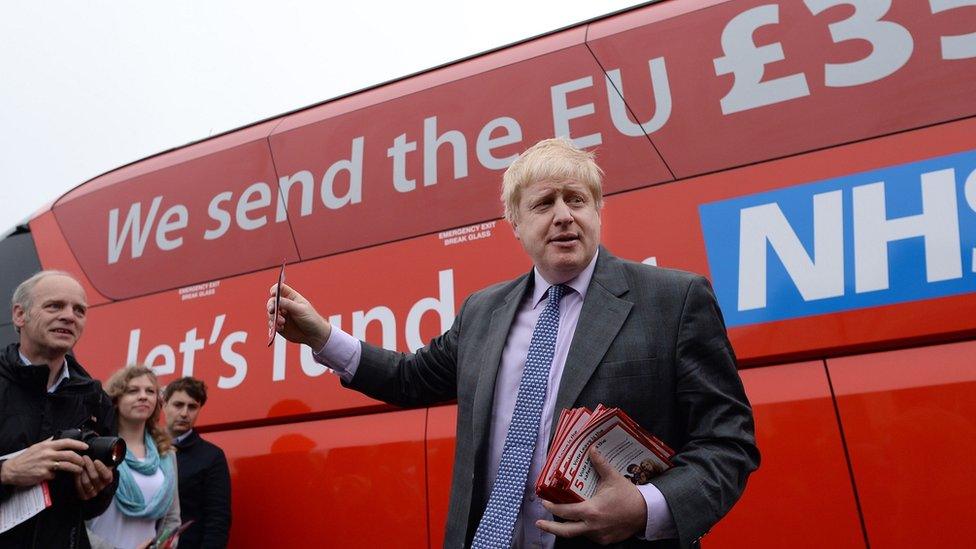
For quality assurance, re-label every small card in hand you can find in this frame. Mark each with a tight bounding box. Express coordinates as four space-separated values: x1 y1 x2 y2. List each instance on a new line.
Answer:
268 261 286 347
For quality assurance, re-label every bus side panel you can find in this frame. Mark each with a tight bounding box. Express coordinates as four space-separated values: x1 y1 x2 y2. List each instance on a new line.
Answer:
426 405 457 549
51 120 298 300
707 362 864 548
75 221 530 427
269 26 671 263
599 116 976 363
205 409 428 548
426 364 868 548
828 340 976 546
29 211 111 306
588 0 976 178
74 117 976 428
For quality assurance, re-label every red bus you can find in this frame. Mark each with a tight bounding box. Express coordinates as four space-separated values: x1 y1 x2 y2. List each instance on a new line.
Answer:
2 0 974 546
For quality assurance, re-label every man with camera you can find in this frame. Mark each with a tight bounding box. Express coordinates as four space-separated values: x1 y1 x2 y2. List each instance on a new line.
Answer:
0 271 118 547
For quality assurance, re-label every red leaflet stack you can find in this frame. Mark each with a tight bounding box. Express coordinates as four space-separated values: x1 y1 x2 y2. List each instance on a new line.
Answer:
535 405 675 503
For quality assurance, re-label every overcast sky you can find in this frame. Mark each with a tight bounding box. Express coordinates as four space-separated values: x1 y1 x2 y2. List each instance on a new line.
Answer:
0 0 643 236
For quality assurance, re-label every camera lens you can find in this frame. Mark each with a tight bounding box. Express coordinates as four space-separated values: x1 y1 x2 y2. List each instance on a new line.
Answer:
55 429 127 468
86 436 127 468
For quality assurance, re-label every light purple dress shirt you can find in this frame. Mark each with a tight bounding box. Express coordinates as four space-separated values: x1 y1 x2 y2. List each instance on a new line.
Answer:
314 251 676 546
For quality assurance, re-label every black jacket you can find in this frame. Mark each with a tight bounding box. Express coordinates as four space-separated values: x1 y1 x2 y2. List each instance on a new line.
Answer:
0 343 118 549
174 430 231 548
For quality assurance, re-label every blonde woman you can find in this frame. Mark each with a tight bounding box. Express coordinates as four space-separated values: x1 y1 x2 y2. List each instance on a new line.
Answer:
88 366 181 549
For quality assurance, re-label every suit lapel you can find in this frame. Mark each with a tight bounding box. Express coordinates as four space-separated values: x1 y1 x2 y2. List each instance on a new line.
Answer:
551 250 632 438
470 273 532 462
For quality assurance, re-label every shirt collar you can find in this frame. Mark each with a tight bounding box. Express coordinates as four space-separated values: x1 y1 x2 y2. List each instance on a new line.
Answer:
530 250 600 308
174 429 195 444
19 351 70 394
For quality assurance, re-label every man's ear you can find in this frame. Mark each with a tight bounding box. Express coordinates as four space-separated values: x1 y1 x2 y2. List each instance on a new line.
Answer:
511 218 521 241
12 304 26 329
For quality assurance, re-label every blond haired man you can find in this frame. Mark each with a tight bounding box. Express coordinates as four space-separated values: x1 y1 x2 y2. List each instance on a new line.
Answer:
270 139 758 549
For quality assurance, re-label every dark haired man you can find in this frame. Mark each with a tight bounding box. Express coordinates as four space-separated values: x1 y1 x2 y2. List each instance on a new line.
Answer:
163 377 231 548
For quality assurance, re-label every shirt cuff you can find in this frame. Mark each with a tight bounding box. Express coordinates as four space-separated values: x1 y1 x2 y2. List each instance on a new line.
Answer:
636 482 678 541
311 326 362 384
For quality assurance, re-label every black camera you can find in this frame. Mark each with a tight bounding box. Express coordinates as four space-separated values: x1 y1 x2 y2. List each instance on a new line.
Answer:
54 428 126 468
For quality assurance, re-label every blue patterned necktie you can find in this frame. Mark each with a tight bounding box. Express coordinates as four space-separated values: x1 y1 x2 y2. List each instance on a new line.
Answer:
472 284 567 548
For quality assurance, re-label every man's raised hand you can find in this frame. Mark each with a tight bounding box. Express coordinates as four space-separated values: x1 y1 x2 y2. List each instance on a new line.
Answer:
267 283 332 351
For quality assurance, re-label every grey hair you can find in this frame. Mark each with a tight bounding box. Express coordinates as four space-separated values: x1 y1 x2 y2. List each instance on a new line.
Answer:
11 270 78 331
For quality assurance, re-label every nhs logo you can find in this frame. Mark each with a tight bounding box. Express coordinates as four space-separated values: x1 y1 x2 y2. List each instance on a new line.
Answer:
700 150 976 328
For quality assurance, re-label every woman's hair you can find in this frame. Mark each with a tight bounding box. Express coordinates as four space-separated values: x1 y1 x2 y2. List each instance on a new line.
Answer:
104 365 172 454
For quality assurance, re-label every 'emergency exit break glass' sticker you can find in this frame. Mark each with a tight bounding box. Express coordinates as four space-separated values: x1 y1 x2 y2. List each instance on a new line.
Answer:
700 149 976 328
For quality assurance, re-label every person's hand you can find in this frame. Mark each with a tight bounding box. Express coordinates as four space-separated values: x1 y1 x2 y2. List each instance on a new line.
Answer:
537 448 647 545
74 456 114 500
268 283 331 350
0 438 88 486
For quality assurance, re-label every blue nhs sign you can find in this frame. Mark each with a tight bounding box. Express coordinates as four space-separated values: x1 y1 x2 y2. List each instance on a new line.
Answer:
699 150 976 328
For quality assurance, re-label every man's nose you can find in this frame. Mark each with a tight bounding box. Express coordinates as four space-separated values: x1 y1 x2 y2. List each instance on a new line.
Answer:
552 199 573 224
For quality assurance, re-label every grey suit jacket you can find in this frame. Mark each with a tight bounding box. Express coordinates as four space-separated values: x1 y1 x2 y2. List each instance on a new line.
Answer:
348 248 759 549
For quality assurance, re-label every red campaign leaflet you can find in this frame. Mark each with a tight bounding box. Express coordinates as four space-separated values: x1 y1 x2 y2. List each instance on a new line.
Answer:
536 406 674 504
0 448 53 533
538 407 594 502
